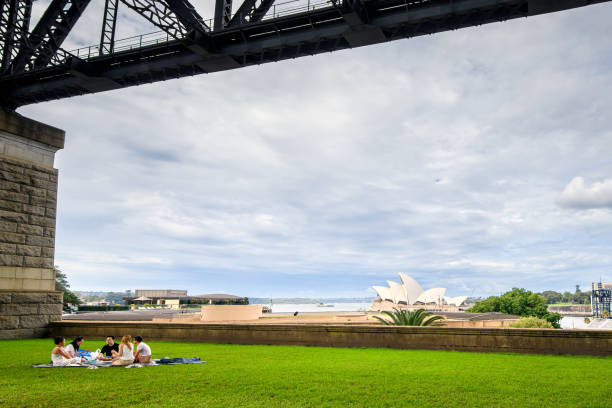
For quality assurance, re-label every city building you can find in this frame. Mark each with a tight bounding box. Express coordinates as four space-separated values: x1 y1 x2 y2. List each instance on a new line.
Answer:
591 282 612 318
134 289 187 298
125 289 248 307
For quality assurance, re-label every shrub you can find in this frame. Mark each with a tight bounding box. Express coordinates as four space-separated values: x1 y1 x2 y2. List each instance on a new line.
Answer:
509 316 554 329
374 308 445 326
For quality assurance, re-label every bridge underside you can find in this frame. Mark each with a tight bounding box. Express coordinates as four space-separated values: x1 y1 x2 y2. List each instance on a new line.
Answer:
0 0 610 109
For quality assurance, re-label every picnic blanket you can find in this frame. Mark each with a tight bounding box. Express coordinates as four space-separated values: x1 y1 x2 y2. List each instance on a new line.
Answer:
32 357 206 368
157 357 204 365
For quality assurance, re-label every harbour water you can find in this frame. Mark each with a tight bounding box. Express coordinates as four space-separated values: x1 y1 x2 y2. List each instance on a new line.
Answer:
264 302 372 313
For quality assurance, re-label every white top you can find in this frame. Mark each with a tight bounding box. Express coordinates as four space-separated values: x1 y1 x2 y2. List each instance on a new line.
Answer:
51 348 67 364
137 342 151 356
120 344 134 360
64 343 76 356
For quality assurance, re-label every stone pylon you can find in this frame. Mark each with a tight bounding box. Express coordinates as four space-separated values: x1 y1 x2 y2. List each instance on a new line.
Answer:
0 110 64 339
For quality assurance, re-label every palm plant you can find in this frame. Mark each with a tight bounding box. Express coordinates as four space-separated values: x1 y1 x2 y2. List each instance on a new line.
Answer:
373 308 445 326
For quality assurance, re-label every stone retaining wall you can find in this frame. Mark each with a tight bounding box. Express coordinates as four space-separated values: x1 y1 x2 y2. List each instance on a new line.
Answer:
0 111 64 339
200 305 263 321
0 154 59 291
0 290 62 338
49 322 612 356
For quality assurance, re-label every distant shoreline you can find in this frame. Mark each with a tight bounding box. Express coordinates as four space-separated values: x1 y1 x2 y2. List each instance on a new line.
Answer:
249 298 375 305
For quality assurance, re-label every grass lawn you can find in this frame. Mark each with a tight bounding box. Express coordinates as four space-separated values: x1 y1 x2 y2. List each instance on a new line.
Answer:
0 339 610 407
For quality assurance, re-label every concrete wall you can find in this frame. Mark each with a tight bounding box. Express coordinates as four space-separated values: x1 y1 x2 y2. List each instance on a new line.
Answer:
201 305 262 321
49 322 612 356
0 111 64 339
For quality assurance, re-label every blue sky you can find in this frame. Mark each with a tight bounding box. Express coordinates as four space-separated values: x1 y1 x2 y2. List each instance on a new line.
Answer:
19 1 612 298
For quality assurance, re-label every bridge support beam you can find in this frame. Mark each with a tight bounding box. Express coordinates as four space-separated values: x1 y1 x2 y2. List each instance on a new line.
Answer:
0 110 64 339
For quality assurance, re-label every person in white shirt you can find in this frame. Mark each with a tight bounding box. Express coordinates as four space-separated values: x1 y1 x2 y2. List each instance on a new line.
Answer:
51 337 84 366
111 335 134 366
64 337 86 358
133 336 152 364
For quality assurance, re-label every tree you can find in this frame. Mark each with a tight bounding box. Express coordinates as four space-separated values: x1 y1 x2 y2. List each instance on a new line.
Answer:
468 288 561 328
105 291 130 305
571 290 591 305
509 317 554 329
539 287 590 305
468 296 501 313
54 266 82 311
374 308 445 326
561 291 572 303
539 290 562 305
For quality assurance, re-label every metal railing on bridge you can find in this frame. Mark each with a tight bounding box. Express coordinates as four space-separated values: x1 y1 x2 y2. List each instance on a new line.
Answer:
1 0 610 109
68 0 336 60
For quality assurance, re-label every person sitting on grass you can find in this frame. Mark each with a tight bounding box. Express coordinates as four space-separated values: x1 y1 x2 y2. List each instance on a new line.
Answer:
51 336 84 366
97 336 119 361
133 336 152 364
65 337 88 358
111 335 134 366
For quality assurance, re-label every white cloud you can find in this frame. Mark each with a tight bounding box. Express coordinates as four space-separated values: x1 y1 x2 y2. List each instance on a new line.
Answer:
557 177 612 209
17 2 612 296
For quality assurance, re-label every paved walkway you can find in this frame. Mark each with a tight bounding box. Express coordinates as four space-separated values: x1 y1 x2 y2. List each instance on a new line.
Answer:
62 310 200 321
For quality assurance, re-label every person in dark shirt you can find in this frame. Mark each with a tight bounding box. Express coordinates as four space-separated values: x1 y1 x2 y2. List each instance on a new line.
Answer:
97 336 119 361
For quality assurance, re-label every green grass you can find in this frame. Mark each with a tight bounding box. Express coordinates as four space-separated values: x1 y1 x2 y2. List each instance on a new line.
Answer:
0 339 610 407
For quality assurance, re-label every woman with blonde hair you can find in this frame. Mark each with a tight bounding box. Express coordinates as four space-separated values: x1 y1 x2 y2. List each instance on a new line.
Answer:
111 335 134 366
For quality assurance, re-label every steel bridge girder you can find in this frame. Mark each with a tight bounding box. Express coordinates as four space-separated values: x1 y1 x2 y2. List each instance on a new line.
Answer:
10 0 91 73
2 0 612 110
0 0 32 73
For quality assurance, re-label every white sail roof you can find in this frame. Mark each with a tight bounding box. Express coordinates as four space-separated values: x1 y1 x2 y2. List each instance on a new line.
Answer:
372 274 467 307
415 288 446 304
398 273 424 304
444 295 468 306
372 286 394 302
387 281 408 304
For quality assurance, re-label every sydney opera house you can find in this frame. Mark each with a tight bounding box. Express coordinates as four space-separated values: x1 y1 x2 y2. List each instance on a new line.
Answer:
371 273 468 311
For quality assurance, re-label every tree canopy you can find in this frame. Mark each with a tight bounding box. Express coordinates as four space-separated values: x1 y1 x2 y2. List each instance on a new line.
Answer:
537 288 591 305
468 288 561 328
54 267 81 311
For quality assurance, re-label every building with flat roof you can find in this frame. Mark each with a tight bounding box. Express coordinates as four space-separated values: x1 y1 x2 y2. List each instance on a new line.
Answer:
134 289 187 298
125 290 248 306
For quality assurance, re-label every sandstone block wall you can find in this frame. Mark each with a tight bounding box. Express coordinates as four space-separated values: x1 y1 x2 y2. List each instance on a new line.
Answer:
49 322 612 356
0 154 58 290
0 291 62 338
200 305 263 321
0 110 64 339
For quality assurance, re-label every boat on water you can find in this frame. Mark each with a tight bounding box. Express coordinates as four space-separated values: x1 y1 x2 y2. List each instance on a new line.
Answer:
317 302 334 307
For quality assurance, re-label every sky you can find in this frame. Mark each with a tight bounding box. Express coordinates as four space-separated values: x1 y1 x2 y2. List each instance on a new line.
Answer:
17 1 612 298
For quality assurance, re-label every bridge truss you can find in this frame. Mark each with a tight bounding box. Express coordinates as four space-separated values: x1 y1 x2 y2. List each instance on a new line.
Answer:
0 0 609 109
